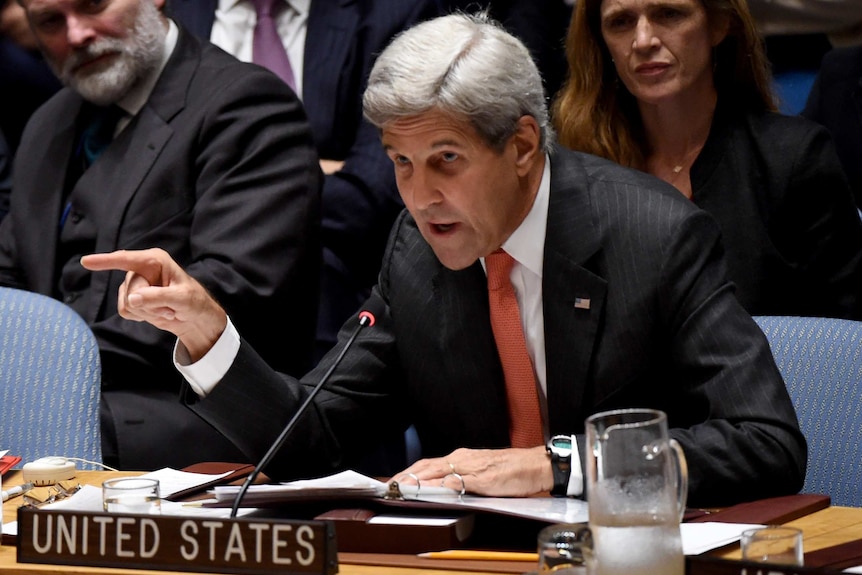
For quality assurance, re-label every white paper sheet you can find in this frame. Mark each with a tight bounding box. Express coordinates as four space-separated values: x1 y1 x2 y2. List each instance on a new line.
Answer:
3 467 254 537
681 522 764 555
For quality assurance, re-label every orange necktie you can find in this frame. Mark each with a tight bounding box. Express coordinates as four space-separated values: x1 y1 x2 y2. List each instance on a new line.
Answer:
486 250 544 448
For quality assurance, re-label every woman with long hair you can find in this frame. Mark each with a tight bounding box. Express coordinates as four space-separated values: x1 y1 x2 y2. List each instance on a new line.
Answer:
554 0 862 319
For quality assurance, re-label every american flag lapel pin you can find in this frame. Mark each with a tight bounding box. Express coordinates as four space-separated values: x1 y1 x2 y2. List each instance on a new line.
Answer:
574 297 591 310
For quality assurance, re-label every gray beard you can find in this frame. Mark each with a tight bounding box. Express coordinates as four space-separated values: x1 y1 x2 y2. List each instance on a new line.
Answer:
51 2 166 106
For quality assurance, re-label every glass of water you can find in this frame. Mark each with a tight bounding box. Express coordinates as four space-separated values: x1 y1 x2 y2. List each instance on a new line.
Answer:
536 523 594 574
741 526 803 566
102 477 161 515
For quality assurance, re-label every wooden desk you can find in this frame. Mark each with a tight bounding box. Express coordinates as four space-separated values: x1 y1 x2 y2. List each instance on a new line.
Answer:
714 504 862 560
3 470 862 574
1 470 500 575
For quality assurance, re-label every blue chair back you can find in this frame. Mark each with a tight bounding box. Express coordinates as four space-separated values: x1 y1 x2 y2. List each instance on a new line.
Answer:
772 70 818 115
0 287 102 468
754 316 862 507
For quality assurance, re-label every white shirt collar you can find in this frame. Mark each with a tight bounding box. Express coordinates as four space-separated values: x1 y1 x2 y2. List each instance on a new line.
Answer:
116 19 179 117
218 0 310 16
498 154 551 278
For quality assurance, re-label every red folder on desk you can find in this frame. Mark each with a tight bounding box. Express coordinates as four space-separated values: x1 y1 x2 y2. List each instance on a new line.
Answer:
0 454 21 476
687 493 830 525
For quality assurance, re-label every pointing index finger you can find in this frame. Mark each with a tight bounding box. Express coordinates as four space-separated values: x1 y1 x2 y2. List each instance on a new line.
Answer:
80 249 167 286
80 251 135 272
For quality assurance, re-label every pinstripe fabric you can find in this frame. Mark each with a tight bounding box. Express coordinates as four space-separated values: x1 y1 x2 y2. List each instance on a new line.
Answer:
192 146 806 506
0 287 101 467
755 316 862 507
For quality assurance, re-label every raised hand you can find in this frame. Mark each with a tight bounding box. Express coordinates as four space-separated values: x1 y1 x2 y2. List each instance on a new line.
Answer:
81 248 227 361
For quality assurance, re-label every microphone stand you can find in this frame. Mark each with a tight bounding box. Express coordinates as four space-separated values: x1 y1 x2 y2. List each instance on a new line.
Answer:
230 311 377 518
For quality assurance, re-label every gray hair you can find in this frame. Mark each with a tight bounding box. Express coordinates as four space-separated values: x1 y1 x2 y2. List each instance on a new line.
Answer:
363 12 554 154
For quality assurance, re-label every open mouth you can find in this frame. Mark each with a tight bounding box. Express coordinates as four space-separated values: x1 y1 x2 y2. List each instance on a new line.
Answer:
432 223 456 233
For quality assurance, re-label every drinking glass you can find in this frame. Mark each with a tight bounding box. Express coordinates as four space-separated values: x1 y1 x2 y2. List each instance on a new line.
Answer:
102 477 161 515
536 523 594 574
741 526 803 566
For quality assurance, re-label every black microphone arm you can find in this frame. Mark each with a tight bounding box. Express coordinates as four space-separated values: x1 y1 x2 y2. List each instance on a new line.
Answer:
230 300 384 518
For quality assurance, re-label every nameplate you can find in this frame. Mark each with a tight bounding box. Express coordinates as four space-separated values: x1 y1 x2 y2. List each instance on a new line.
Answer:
16 508 337 575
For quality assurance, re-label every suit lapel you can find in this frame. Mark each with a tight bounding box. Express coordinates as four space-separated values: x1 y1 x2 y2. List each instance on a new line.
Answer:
542 150 608 434
94 29 195 237
82 31 197 320
87 110 173 254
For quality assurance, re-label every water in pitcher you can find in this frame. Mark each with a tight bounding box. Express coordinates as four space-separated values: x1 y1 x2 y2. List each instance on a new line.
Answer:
591 515 684 575
589 476 684 575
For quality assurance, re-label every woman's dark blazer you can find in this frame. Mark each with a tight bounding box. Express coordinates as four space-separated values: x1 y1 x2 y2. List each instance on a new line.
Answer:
691 102 862 320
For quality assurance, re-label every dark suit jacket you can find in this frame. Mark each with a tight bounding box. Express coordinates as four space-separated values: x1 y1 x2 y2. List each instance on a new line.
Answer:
803 44 862 210
0 129 10 222
692 102 862 319
0 28 322 469
168 0 441 357
189 147 806 507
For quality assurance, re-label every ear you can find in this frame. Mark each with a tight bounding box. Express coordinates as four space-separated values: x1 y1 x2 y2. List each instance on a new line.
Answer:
709 12 731 47
511 115 542 178
153 0 167 11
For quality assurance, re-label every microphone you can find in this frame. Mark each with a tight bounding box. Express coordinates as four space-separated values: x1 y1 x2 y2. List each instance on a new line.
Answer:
230 298 385 518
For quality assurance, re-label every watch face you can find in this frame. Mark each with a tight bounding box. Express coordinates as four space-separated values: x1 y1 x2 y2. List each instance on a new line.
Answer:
550 435 572 456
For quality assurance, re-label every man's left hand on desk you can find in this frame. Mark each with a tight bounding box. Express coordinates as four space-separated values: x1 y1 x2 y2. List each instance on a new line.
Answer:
395 446 553 497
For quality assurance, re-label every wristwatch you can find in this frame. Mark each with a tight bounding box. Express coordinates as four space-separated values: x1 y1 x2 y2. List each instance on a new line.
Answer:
546 435 573 497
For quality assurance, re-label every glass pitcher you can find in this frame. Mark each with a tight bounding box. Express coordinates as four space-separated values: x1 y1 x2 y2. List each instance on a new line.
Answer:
585 408 688 575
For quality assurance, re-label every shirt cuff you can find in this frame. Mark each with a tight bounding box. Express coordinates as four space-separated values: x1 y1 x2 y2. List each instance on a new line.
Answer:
174 316 241 398
566 434 584 497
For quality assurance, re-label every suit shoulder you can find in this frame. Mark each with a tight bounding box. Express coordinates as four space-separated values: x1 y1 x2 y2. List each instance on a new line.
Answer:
27 89 79 123
18 89 80 150
549 147 717 251
180 40 299 108
741 111 835 163
553 147 694 212
746 110 828 139
195 41 277 82
377 209 440 291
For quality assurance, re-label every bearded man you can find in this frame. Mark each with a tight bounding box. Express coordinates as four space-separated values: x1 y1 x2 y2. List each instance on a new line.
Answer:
1 0 322 470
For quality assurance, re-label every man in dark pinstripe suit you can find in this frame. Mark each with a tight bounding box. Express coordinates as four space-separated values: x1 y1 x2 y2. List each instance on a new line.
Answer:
83 12 806 507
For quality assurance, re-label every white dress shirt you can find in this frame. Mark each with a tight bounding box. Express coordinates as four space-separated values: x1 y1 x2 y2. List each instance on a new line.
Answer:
210 0 308 98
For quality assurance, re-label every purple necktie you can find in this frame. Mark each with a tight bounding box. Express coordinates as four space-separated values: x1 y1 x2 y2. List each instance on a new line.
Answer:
251 0 296 90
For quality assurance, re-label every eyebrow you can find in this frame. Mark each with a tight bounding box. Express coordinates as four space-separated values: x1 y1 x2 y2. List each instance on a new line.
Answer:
430 139 462 148
382 138 465 153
